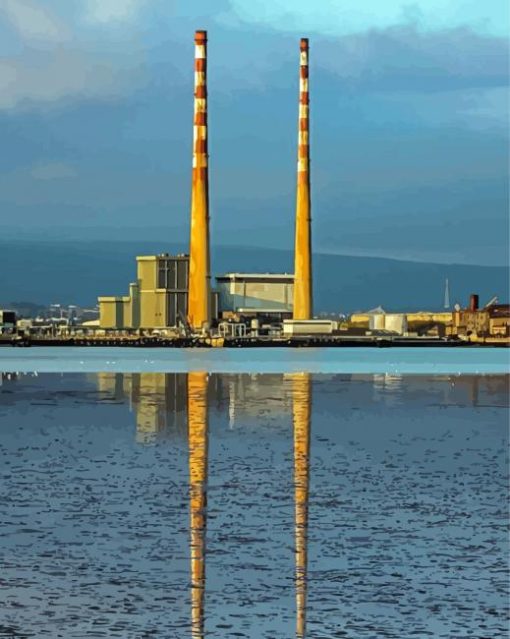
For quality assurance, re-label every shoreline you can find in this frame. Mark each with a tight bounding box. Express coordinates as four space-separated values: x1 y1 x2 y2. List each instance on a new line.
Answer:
1 336 508 349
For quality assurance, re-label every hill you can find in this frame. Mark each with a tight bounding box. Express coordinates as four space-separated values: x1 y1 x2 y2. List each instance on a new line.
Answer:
0 240 507 313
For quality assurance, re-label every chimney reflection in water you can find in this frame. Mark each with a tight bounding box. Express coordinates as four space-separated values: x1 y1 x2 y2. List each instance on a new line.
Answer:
188 372 209 639
291 373 312 638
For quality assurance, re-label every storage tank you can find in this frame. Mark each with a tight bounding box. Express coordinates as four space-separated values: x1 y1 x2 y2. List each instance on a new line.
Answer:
384 313 408 335
369 314 385 330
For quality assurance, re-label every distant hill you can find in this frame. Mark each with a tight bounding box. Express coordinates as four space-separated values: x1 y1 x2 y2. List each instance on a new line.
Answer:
0 239 507 313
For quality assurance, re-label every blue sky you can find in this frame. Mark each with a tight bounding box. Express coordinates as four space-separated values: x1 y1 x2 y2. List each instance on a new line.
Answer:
0 0 508 265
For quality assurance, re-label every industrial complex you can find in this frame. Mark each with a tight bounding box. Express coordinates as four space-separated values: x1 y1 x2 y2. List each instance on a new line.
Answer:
97 31 315 337
1 31 508 347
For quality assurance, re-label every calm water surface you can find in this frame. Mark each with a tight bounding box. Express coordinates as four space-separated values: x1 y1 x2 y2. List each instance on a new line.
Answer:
0 372 508 638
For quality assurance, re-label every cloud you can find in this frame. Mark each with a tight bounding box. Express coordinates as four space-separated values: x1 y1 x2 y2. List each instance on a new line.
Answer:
0 0 506 112
0 49 145 110
85 0 149 24
227 0 509 37
315 25 509 92
1 0 70 43
0 1 147 110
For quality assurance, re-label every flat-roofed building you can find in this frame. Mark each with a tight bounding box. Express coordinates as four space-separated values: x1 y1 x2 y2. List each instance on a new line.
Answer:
216 273 294 319
488 305 510 336
99 253 218 331
450 304 510 338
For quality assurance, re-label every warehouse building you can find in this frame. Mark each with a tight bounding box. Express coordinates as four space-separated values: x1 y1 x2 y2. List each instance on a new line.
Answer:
216 273 294 320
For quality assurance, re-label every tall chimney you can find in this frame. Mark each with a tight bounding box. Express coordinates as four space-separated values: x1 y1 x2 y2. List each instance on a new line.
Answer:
469 294 479 312
293 38 313 320
188 30 211 332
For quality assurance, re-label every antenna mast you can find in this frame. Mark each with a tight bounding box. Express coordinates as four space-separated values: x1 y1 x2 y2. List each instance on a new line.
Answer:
444 278 450 309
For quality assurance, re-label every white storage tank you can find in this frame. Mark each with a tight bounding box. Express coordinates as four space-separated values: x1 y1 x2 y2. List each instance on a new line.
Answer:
384 313 408 335
369 313 385 330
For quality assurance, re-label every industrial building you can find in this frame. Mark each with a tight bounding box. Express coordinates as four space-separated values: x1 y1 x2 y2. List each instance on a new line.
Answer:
347 296 510 340
0 310 17 334
350 307 454 337
99 253 218 331
216 273 294 319
448 294 510 338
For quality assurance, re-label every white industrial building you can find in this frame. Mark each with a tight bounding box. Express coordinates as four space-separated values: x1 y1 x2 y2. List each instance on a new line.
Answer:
215 273 294 318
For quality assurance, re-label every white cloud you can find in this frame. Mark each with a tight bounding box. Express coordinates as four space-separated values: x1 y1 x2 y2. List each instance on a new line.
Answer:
85 0 148 24
0 1 146 110
1 0 70 42
227 0 509 37
0 50 143 110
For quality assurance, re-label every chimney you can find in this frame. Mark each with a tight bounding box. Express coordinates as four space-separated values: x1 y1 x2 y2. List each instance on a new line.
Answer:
469 294 479 312
293 38 313 320
188 30 211 332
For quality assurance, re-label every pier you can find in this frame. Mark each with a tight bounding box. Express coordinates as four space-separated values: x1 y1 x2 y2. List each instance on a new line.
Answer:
1 335 507 348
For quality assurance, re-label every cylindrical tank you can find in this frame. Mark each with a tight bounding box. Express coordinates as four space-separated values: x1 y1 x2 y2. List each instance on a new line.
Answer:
384 313 408 335
369 314 385 330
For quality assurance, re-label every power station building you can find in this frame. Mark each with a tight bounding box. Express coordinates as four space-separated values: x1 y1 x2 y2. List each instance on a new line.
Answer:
99 261 291 329
216 273 294 318
99 253 218 331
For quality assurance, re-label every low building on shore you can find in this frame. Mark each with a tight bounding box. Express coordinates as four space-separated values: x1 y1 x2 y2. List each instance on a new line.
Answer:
98 253 218 332
216 273 294 322
448 294 510 338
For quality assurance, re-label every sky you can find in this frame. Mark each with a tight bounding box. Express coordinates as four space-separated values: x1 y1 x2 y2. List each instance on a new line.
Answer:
0 0 508 265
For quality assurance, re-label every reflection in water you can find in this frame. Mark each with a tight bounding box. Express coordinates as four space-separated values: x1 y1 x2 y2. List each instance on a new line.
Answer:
188 372 313 637
291 373 312 638
223 374 294 428
372 373 403 406
0 371 508 638
94 372 188 443
82 371 509 637
89 373 508 446
188 372 209 639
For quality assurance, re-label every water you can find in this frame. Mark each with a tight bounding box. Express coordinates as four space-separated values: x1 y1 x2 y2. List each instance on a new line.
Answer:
0 371 508 638
1 346 509 374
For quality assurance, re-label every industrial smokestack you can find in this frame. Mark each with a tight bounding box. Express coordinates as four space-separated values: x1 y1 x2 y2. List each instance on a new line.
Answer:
188 30 211 332
469 294 479 312
293 38 313 320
